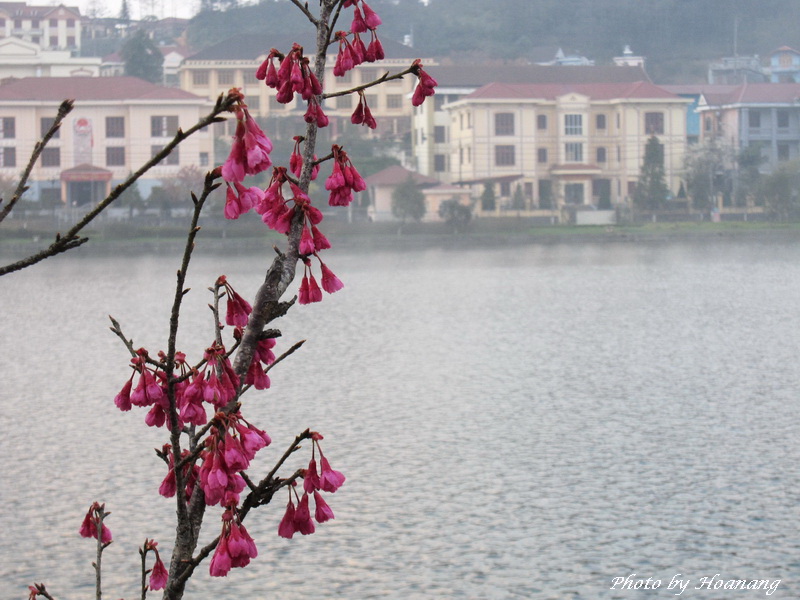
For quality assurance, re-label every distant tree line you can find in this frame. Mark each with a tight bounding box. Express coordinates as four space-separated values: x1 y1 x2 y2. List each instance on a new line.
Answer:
187 0 800 83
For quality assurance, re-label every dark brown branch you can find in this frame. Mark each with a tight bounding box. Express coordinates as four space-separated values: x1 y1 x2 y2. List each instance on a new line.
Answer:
29 583 57 600
290 0 318 24
264 339 306 374
0 99 72 224
0 93 236 277
323 68 408 99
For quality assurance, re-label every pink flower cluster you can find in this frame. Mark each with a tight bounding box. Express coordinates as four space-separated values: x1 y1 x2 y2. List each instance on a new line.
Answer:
411 59 438 106
198 411 271 507
278 433 343 538
257 44 328 128
333 0 384 79
325 144 366 207
210 505 259 577
351 91 377 129
79 502 112 544
158 443 199 501
143 539 168 591
290 135 319 180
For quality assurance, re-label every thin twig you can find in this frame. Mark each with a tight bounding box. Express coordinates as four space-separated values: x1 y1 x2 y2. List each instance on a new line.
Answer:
322 67 415 99
0 99 73 224
264 339 306 374
0 93 236 277
290 0 318 24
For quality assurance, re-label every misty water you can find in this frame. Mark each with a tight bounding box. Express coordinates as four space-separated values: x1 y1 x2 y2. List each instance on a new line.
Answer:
2 239 799 599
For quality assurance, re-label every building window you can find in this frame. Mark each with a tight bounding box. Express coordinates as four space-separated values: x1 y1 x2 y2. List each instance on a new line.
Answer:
67 19 75 27
106 147 125 166
365 94 378 109
218 70 234 85
434 125 446 143
14 19 21 28
242 70 258 85
31 36 39 44
360 67 377 82
778 143 790 161
537 114 547 130
0 117 15 138
49 18 57 26
0 146 15 167
748 111 761 129
387 94 403 109
41 147 60 167
41 117 59 138
49 35 57 46
335 95 352 109
500 182 511 196
565 142 583 162
66 36 75 47
538 179 552 208
596 114 606 129
247 96 260 110
565 114 583 135
269 96 283 110
151 116 178 137
192 70 210 86
537 148 548 163
564 182 584 204
32 19 39 28
777 110 790 129
495 112 514 136
495 145 515 166
106 116 125 138
596 146 607 163
645 112 664 134
200 152 209 167
151 145 179 165
434 154 446 172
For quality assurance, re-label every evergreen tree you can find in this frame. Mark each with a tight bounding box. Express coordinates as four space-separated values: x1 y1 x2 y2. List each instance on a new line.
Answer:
511 184 525 210
634 136 669 211
391 176 426 224
119 0 130 23
121 30 164 84
480 183 496 211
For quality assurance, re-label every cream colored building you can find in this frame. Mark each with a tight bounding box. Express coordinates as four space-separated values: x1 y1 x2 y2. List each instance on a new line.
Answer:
179 32 432 140
0 2 82 50
0 36 99 78
445 81 689 215
0 76 214 205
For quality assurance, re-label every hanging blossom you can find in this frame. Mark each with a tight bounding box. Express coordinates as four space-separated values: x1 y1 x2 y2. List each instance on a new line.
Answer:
158 443 200 501
258 44 328 128
279 432 343 538
351 91 377 129
235 327 277 390
290 135 319 180
411 59 438 107
79 502 112 544
210 504 259 577
113 348 183 430
143 539 168 591
221 89 273 184
218 274 252 328
325 144 366 207
198 411 271 507
298 255 343 305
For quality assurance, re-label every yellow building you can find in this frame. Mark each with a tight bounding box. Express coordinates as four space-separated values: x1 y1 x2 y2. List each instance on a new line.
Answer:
179 32 432 140
445 81 689 216
0 76 214 205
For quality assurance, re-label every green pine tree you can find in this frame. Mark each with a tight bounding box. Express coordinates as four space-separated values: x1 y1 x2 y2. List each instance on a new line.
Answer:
634 136 669 211
121 30 164 84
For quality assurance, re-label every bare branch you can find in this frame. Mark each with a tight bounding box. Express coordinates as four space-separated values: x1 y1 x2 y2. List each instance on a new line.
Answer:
322 67 415 99
290 0 318 24
0 99 73 224
0 93 237 277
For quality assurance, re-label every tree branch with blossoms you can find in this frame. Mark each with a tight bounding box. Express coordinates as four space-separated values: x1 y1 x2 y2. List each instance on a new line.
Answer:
26 1 438 599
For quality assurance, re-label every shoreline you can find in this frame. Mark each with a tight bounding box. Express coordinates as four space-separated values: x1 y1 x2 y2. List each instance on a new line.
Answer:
3 220 800 259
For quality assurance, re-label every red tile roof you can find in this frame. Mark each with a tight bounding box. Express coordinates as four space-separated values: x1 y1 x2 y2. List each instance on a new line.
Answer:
465 80 679 101
703 82 800 106
431 64 650 87
0 77 205 101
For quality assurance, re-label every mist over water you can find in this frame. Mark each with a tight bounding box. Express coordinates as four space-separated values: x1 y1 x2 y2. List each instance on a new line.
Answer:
2 240 799 599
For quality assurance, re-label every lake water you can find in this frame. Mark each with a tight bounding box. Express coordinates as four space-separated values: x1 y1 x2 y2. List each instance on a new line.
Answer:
1 239 799 599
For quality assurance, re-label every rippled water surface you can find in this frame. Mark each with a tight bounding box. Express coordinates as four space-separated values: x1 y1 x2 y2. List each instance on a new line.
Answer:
2 240 799 599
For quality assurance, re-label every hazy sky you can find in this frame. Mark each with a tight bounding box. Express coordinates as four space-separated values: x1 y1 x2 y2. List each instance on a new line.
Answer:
76 0 199 20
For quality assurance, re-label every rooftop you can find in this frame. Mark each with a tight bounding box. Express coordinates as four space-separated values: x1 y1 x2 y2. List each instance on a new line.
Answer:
464 80 679 101
0 76 206 101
